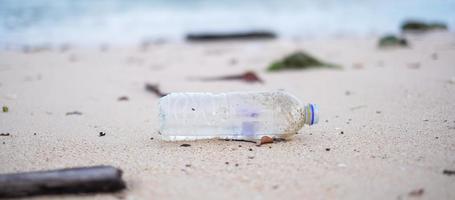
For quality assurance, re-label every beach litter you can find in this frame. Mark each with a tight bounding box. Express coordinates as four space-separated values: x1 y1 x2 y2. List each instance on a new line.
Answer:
267 51 339 71
0 165 125 198
2 106 8 113
159 91 318 142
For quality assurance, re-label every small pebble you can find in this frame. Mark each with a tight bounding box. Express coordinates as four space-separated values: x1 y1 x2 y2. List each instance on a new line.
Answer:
180 144 191 147
150 137 154 140
185 164 191 167
225 162 229 165
99 132 106 137
340 131 344 135
248 148 253 151
325 148 331 151
235 163 239 167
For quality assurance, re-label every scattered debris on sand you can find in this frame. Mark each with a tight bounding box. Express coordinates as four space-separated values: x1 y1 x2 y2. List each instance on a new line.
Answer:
195 71 263 83
378 35 408 48
267 51 339 71
401 20 447 33
145 83 168 97
117 96 129 101
186 31 276 42
408 188 424 197
65 111 82 116
0 133 10 136
407 62 421 69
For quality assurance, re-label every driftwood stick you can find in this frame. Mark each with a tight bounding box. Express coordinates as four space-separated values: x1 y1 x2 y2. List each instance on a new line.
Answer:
186 31 276 42
0 165 126 198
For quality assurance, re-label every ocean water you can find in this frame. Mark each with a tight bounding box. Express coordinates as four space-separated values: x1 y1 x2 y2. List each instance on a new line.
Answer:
1 0 455 47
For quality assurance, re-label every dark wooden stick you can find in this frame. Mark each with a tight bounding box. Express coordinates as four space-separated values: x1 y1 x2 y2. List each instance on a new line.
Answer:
0 165 126 198
186 31 276 42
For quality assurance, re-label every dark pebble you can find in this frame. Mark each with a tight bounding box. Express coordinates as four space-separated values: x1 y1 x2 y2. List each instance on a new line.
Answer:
225 162 229 165
99 132 106 137
235 163 239 167
238 145 242 147
248 148 253 151
0 133 10 136
180 144 191 147
185 164 191 167
191 108 195 111
340 131 344 134
325 148 331 151
150 137 154 140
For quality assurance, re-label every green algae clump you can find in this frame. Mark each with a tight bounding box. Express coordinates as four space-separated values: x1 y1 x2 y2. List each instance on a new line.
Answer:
267 51 339 71
378 35 408 48
401 20 448 32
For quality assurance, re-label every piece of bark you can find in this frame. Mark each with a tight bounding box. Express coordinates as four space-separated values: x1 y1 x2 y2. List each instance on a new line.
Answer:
0 165 125 198
145 83 167 97
196 71 263 83
186 31 276 42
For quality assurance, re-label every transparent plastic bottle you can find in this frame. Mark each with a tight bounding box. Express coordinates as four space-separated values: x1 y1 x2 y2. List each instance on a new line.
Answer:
159 91 318 141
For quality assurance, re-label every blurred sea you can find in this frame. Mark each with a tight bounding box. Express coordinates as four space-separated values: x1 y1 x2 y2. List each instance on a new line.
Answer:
1 0 455 47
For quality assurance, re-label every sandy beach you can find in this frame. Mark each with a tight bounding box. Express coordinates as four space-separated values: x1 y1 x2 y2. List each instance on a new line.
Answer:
1 32 455 199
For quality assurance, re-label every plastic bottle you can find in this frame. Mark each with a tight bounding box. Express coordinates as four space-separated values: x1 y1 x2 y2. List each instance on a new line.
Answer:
159 91 318 141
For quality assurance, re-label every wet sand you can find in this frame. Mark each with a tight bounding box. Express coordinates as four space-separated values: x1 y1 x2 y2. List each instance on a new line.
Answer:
1 33 455 199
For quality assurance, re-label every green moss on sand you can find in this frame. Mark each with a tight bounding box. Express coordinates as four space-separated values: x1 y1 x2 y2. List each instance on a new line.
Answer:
267 51 339 71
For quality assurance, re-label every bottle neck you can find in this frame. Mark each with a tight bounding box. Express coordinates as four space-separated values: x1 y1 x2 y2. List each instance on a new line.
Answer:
303 104 318 126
